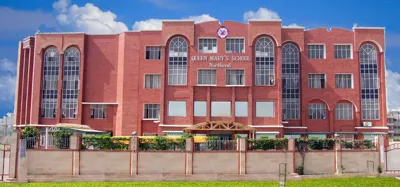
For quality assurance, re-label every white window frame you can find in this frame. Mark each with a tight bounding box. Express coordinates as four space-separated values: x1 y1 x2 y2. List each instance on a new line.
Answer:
335 103 353 120
360 44 380 120
308 73 326 89
144 74 161 89
168 37 188 86
198 37 217 53
255 37 275 86
211 101 231 117
235 101 248 117
90 104 107 119
282 43 300 120
308 103 327 120
145 46 162 60
143 103 160 120
41 47 60 119
307 43 326 59
256 101 275 117
168 101 187 117
335 73 353 89
197 69 217 86
308 134 327 139
226 69 245 86
225 37 245 53
334 44 353 59
194 101 207 117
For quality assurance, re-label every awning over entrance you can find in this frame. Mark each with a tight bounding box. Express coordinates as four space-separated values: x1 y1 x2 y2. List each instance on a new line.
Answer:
185 121 255 133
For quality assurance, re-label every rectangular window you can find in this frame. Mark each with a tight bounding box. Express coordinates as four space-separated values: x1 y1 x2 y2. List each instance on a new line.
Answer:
235 101 248 117
334 45 351 59
336 103 353 120
168 101 187 117
256 101 274 117
308 104 326 120
308 74 326 88
308 134 326 139
145 46 162 60
143 104 160 119
194 101 207 117
307 44 325 59
90 104 107 119
256 133 276 139
226 69 245 86
226 38 244 53
211 101 231 117
144 74 161 89
198 38 217 53
335 74 352 89
198 69 216 85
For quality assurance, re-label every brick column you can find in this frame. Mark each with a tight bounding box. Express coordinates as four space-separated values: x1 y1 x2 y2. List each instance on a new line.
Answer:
17 138 27 183
8 132 19 180
185 137 193 175
130 136 138 175
378 136 385 171
334 140 342 174
69 133 80 175
237 138 247 175
288 138 295 173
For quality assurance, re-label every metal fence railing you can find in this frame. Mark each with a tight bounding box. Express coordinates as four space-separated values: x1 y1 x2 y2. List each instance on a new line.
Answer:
341 140 376 150
194 140 237 151
21 136 70 149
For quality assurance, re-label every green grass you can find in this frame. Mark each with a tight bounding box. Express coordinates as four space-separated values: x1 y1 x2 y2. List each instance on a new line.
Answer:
0 178 399 187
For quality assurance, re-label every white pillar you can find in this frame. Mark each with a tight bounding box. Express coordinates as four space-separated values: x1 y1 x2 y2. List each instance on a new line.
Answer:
45 127 48 149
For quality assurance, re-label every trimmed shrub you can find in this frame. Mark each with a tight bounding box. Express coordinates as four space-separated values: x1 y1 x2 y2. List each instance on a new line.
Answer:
82 134 130 150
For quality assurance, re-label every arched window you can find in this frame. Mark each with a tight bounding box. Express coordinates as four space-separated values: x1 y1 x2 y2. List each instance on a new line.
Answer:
62 47 80 118
255 37 275 86
282 43 300 120
359 44 380 120
41 47 60 118
168 37 188 85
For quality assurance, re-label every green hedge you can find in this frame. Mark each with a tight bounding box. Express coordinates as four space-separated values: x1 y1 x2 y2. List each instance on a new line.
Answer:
139 134 193 151
248 137 288 150
82 134 130 150
341 140 375 150
54 129 72 149
296 137 335 150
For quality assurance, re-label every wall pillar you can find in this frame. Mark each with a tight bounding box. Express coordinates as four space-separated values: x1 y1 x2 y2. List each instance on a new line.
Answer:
130 136 138 175
237 138 247 175
288 138 295 174
69 133 80 175
378 136 385 171
17 139 27 183
185 137 193 175
334 140 342 174
8 132 19 180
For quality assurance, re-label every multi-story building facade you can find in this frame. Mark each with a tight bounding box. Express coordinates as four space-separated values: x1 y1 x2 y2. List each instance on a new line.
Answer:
14 20 388 140
387 111 400 137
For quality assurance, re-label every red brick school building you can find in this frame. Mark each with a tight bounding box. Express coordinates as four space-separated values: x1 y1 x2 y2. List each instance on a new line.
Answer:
14 20 388 140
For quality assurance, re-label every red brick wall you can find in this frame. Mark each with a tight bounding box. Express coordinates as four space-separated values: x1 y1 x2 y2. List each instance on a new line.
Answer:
14 21 388 137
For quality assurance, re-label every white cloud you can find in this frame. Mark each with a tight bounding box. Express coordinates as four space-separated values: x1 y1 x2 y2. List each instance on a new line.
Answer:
0 59 16 102
243 7 280 21
386 69 400 111
132 14 217 31
53 0 128 34
283 23 303 28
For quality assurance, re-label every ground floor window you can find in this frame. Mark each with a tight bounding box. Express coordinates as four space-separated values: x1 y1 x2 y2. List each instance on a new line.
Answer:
284 134 301 139
255 133 276 139
90 104 107 119
143 104 160 120
308 134 326 139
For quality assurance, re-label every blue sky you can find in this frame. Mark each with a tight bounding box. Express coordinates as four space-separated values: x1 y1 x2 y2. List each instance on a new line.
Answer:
0 0 399 117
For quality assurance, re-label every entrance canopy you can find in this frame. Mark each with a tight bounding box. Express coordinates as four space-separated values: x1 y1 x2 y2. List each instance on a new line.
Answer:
185 121 255 133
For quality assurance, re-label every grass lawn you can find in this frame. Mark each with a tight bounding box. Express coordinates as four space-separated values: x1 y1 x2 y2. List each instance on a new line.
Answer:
0 178 399 187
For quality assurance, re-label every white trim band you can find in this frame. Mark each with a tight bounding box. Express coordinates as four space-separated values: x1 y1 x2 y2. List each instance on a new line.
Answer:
284 126 307 129
355 126 388 129
82 102 118 105
256 131 280 134
159 124 192 127
249 125 284 128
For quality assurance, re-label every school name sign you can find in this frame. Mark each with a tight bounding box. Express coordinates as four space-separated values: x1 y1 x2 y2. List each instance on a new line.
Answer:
191 55 251 68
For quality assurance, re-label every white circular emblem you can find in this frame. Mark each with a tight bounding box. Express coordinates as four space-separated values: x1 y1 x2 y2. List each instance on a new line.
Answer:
217 27 229 39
